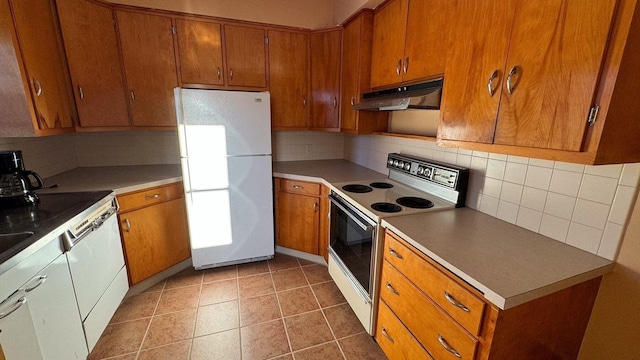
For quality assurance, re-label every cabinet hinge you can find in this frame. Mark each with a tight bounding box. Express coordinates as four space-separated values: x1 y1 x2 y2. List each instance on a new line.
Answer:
265 36 269 45
171 26 177 35
587 105 600 127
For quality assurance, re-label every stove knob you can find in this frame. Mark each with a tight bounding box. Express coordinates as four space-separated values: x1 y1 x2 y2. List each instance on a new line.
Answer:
393 160 399 167
424 168 432 177
417 167 424 175
388 159 394 166
404 163 411 170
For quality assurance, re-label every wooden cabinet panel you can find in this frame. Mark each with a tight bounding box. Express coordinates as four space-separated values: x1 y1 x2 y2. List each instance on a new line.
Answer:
275 191 319 254
493 0 616 151
224 25 267 88
9 0 76 132
279 178 320 196
119 197 190 285
56 0 130 128
175 19 224 86
370 0 408 89
117 182 184 213
309 29 341 129
268 30 309 128
117 11 178 127
403 0 451 82
381 260 478 360
439 0 516 144
319 185 330 261
376 301 433 360
340 10 388 135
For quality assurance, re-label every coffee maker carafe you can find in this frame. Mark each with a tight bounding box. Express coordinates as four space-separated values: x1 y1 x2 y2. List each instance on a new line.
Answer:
0 150 44 208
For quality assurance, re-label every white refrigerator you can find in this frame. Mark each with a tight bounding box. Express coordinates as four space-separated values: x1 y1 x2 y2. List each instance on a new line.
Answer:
175 88 274 269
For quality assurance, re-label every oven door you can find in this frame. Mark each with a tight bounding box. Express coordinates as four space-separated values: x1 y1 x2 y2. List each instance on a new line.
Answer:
328 193 377 302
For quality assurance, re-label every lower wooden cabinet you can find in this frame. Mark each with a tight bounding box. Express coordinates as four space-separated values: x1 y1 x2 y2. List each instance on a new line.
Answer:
117 182 190 285
274 177 329 260
377 230 603 360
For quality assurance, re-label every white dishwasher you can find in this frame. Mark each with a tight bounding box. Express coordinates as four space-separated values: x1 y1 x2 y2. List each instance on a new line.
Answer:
63 197 129 351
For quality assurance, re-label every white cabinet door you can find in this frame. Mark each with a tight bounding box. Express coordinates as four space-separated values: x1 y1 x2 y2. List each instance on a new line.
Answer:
0 291 44 360
28 254 88 360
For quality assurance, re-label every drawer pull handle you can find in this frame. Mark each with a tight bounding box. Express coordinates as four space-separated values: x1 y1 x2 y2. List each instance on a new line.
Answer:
438 334 461 358
385 282 399 295
388 248 403 259
24 275 48 292
293 185 304 189
444 292 470 312
0 297 27 319
381 327 394 343
124 219 131 232
145 194 161 199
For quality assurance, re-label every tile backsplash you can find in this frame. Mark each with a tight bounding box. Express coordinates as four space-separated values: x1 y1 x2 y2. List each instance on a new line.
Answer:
345 134 640 261
74 131 180 166
272 131 344 161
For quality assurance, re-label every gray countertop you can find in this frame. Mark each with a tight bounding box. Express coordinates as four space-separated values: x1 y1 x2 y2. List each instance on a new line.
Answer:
38 165 182 195
382 208 615 310
273 160 386 185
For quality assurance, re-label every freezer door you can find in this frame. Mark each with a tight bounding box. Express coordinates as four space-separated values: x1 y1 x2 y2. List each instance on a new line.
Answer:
185 156 274 268
175 88 272 157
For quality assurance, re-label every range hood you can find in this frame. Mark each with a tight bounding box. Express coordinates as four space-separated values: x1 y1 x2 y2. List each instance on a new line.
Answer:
353 78 443 111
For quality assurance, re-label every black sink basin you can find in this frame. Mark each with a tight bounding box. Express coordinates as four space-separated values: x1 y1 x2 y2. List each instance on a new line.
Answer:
0 231 35 253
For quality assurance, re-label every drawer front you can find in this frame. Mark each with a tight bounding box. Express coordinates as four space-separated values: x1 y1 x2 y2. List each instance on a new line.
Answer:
376 301 433 360
381 260 477 360
279 178 320 196
117 182 184 212
384 232 485 335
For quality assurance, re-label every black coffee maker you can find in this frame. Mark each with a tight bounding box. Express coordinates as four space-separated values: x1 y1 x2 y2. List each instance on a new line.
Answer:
0 150 44 208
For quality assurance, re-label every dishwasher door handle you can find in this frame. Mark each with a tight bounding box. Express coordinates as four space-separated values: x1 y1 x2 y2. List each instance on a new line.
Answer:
62 206 117 251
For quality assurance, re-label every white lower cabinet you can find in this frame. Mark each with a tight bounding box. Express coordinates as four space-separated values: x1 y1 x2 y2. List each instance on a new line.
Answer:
0 291 44 360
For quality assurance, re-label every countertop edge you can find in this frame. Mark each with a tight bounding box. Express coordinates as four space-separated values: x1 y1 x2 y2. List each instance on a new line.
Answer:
113 176 183 195
272 172 331 187
381 220 615 310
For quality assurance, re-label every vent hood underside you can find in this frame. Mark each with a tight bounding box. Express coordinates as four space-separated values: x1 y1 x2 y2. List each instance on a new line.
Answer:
353 78 443 111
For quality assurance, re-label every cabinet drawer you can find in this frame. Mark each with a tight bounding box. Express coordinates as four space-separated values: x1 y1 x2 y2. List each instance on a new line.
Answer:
279 178 320 196
376 301 433 360
384 231 485 335
117 182 184 212
381 260 477 360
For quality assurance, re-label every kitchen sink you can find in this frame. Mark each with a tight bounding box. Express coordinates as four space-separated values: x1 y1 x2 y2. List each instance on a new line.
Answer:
0 231 35 253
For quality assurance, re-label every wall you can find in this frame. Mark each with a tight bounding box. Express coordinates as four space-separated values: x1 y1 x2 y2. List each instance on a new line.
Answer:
578 194 640 359
106 0 334 29
332 0 385 25
272 131 344 161
0 136 78 179
345 134 640 260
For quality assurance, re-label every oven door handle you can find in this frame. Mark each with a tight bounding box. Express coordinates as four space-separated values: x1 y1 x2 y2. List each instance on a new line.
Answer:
329 195 375 232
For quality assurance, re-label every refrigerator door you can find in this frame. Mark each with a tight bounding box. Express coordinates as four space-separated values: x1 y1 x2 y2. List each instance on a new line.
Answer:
184 155 275 268
175 88 271 157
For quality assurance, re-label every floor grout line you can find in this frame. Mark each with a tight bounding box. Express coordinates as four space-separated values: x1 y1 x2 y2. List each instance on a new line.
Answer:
132 279 165 360
188 271 204 357
237 264 243 360
269 257 295 359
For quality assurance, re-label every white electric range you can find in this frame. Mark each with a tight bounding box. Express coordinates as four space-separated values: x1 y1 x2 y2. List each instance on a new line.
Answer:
327 153 469 334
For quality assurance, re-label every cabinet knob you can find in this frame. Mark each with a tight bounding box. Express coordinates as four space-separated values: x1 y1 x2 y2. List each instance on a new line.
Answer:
350 96 355 106
487 70 499 97
0 296 27 320
444 291 470 312
217 67 221 80
438 334 462 358
333 97 338 108
388 248 403 259
381 327 394 343
303 96 307 108
24 275 48 292
229 69 234 81
385 282 399 295
313 202 318 212
396 59 402 76
78 85 85 100
403 57 409 74
506 65 519 95
293 185 304 189
130 91 136 104
124 219 131 232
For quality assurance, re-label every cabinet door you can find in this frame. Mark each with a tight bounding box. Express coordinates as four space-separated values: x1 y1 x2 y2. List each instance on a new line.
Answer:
175 19 224 86
340 11 389 134
268 30 309 128
439 0 516 143
309 29 342 129
56 0 130 128
119 197 191 285
28 255 88 360
370 0 408 89
403 0 452 82
224 25 267 88
276 192 319 254
10 0 76 131
117 11 178 127
494 0 617 151
0 292 43 360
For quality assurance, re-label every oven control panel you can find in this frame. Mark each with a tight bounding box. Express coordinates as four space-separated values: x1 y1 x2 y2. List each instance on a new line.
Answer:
386 153 467 189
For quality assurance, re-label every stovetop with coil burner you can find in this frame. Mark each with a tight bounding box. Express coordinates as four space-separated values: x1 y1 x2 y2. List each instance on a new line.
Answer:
333 153 469 221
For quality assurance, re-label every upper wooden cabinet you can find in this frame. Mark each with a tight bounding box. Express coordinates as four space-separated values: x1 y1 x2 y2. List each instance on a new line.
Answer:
370 0 451 89
340 10 388 135
56 0 130 129
0 0 76 137
175 18 225 86
309 28 342 130
117 11 178 128
441 0 616 152
224 25 267 88
268 30 309 129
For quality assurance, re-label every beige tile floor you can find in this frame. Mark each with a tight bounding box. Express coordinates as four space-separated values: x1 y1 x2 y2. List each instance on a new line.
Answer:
89 254 388 360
